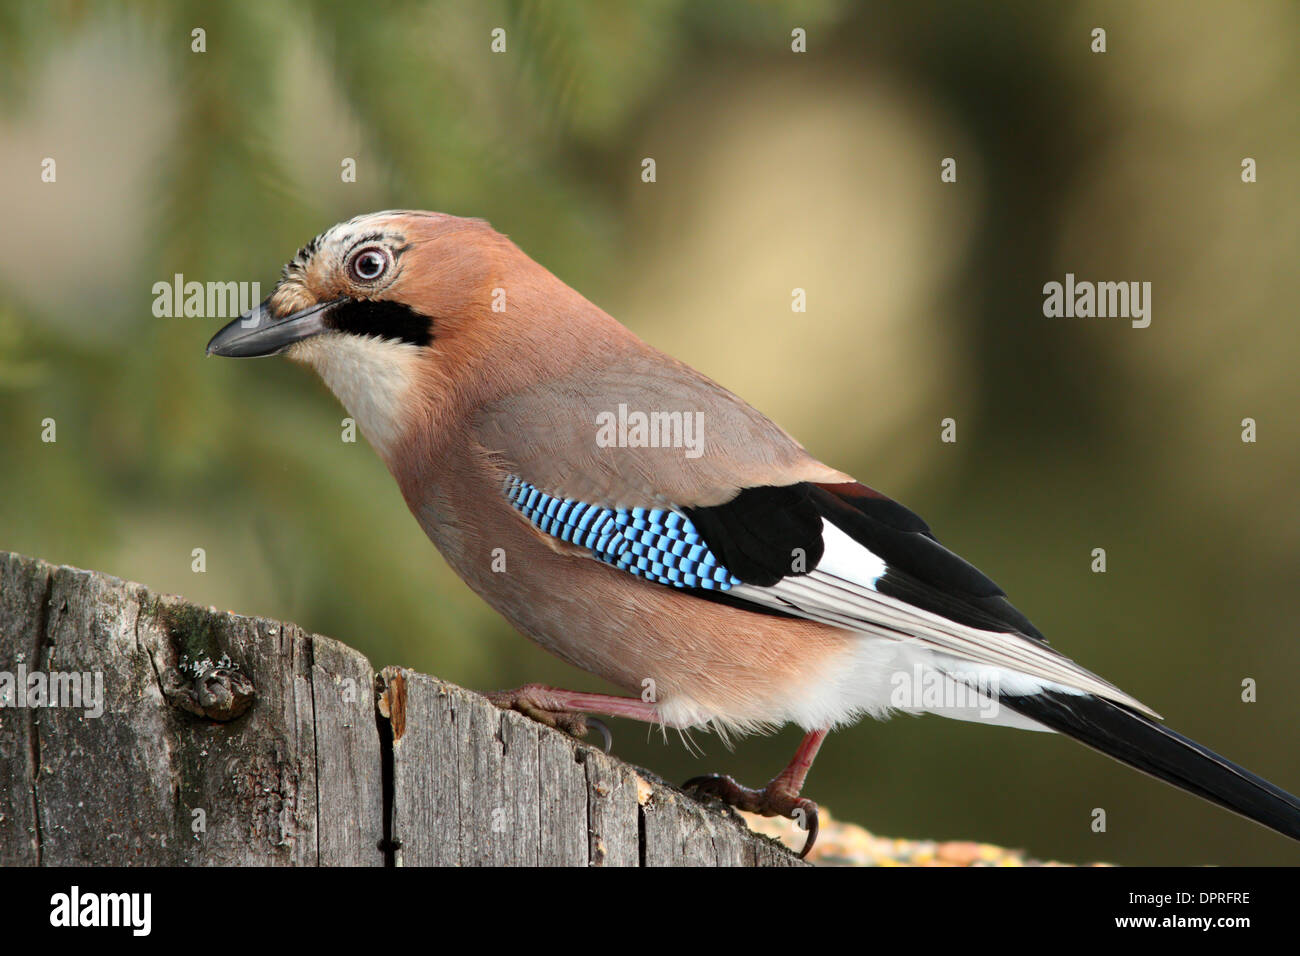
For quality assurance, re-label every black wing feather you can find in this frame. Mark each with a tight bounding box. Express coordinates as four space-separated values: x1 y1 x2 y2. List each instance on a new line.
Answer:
684 482 1300 843
684 480 1045 641
807 483 1046 640
683 484 824 587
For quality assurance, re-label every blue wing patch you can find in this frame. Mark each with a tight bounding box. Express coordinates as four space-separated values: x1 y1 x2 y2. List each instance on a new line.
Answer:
503 476 740 590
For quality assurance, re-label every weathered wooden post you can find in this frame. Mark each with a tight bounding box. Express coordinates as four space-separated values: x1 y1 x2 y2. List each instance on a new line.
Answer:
0 552 801 866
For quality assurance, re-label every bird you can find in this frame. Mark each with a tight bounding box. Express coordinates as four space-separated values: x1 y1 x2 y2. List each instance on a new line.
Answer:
207 209 1300 858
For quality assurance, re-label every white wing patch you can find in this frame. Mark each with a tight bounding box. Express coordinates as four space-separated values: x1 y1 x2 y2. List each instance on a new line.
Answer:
815 521 886 589
729 517 1160 722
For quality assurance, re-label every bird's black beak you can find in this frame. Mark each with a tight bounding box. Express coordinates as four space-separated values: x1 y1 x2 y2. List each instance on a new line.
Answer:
205 297 343 358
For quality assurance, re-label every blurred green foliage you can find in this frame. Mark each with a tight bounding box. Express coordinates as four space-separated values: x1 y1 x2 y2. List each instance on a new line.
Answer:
2 0 1298 864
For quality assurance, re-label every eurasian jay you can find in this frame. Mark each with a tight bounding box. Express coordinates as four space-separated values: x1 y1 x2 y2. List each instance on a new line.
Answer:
207 210 1300 857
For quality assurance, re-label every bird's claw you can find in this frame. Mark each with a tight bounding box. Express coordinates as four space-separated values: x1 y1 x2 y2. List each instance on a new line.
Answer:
486 688 613 752
551 710 613 753
683 773 820 859
585 716 614 753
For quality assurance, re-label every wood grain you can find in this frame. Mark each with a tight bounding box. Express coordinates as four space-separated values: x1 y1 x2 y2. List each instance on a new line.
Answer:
0 551 800 867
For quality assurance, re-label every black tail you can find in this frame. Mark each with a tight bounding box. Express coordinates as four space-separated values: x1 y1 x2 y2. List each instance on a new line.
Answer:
1002 690 1300 841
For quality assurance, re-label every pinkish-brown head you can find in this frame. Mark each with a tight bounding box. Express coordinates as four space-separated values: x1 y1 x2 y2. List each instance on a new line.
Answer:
206 210 608 459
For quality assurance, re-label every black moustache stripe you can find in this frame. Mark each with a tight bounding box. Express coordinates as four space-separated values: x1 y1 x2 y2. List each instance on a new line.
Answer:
326 299 433 347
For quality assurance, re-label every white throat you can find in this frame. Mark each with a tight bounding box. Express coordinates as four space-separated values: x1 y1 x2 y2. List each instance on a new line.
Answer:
288 334 420 460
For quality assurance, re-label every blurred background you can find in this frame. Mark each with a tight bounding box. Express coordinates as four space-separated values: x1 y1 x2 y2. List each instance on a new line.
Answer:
2 0 1298 865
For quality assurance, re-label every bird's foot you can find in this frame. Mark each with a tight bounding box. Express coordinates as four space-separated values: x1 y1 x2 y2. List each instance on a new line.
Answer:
485 684 613 752
683 773 820 859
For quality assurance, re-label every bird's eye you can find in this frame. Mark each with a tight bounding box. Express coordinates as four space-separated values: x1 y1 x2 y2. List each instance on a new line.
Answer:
349 246 390 282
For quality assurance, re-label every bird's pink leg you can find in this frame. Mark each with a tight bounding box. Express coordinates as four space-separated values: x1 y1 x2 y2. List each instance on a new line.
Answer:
484 683 661 752
487 685 830 858
684 728 829 859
